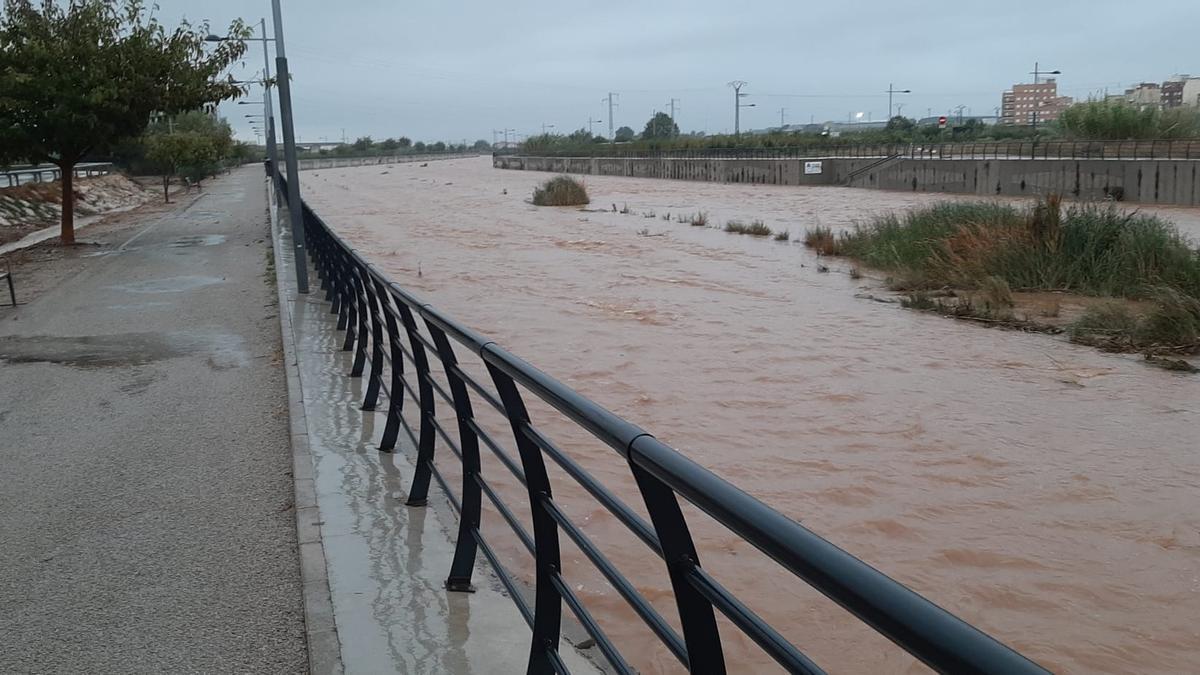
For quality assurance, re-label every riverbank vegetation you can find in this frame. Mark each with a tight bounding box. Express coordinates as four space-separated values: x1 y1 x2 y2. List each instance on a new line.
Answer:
805 197 1200 364
531 175 589 206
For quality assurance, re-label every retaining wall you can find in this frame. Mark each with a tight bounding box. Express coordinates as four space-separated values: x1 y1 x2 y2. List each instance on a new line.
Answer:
495 155 1200 206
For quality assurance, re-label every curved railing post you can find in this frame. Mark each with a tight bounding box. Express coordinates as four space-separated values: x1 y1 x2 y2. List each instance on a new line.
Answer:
348 264 374 377
358 273 386 409
425 318 482 592
393 294 437 506
372 279 407 451
627 437 726 674
484 356 564 673
340 261 364 354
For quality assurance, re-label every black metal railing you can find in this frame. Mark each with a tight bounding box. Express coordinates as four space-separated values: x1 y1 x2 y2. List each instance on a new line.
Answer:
495 138 1200 162
274 166 1049 674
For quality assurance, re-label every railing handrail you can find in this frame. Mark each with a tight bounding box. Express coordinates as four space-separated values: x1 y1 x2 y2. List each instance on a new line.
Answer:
273 164 1049 674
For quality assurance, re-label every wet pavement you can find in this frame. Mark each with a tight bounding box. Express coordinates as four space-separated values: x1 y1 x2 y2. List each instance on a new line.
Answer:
0 169 307 673
273 193 603 674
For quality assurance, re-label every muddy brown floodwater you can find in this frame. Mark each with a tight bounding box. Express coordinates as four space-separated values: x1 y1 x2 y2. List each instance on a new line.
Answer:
304 157 1199 674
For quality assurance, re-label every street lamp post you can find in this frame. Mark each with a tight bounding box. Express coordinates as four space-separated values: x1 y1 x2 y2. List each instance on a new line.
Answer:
1030 61 1061 132
270 0 309 293
886 83 911 120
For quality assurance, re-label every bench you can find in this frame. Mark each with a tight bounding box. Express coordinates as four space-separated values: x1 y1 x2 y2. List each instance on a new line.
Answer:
1 258 14 306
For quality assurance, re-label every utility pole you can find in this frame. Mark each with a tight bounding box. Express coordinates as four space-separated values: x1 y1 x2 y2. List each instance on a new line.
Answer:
602 92 619 142
541 123 555 134
270 0 308 293
729 81 754 135
779 107 786 128
666 97 680 123
886 83 911 120
258 17 277 189
1029 61 1061 131
954 104 967 123
587 117 603 135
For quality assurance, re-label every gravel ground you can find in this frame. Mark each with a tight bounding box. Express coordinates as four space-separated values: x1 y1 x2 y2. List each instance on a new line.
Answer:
0 168 307 673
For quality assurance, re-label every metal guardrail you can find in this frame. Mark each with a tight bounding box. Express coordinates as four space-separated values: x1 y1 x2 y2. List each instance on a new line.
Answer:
272 165 1048 674
1 162 115 187
497 138 1200 161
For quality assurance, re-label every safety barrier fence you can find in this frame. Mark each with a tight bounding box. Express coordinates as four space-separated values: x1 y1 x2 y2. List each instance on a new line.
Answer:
273 165 1047 674
495 139 1200 161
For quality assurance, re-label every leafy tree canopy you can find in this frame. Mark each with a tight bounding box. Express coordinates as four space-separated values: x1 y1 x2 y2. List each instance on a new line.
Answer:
614 126 636 142
641 112 679 140
0 0 248 242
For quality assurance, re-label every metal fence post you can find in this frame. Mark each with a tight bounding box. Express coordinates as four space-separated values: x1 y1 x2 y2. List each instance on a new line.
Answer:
427 321 483 592
485 360 565 673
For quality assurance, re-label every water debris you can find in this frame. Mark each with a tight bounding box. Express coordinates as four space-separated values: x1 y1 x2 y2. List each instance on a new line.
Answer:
774 230 790 242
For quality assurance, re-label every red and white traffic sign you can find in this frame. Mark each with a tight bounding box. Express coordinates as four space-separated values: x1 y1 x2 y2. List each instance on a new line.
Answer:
937 116 948 129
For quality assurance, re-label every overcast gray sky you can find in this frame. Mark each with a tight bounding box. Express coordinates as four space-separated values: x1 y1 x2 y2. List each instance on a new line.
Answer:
155 0 1199 144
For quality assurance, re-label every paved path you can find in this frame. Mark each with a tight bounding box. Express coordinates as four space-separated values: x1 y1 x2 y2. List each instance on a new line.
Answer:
0 168 307 673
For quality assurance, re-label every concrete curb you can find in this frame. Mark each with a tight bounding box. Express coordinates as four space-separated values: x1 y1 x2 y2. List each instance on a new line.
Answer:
268 178 344 675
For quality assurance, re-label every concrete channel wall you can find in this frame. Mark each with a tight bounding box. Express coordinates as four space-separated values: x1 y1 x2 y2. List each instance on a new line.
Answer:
298 153 476 171
494 154 1200 206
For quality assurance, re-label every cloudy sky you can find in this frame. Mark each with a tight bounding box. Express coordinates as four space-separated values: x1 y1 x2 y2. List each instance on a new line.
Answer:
154 0 1199 144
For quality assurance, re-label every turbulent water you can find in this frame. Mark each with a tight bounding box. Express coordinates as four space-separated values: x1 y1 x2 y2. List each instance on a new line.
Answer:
303 157 1199 674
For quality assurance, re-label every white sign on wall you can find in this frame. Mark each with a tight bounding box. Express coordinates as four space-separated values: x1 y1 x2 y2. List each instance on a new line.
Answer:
804 161 823 175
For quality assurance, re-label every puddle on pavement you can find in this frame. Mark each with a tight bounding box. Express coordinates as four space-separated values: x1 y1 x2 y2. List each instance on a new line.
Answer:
168 234 227 248
0 332 248 370
108 275 224 294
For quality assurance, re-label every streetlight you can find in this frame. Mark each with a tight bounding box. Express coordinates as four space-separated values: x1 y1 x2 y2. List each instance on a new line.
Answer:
1029 61 1061 131
541 123 555 134
886 83 911 120
207 11 306 293
729 81 755 135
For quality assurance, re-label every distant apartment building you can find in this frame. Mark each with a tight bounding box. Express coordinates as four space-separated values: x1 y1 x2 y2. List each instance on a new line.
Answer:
1161 75 1200 108
1000 78 1072 126
1124 82 1162 109
1161 80 1185 108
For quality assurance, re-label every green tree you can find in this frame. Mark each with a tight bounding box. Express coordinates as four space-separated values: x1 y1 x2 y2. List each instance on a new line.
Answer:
885 115 915 132
352 136 373 152
472 139 490 151
413 141 427 152
614 126 636 142
143 111 233 201
431 141 446 152
641 112 679 140
0 0 248 244
379 137 400 152
398 136 412 149
567 127 593 144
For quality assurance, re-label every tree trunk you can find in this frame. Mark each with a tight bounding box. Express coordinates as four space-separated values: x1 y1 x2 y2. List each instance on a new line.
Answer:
59 164 75 245
163 174 170 203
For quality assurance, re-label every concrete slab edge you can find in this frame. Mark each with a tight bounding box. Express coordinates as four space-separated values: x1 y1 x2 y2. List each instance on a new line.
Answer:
267 178 345 675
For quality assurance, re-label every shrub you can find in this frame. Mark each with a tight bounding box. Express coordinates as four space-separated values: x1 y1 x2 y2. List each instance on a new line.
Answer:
746 220 772 236
774 230 790 241
690 212 708 227
803 226 842 255
531 175 589 206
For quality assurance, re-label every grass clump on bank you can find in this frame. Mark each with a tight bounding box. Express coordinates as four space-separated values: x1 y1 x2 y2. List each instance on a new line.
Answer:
809 196 1200 361
531 175 589 206
811 198 1200 298
726 219 772 236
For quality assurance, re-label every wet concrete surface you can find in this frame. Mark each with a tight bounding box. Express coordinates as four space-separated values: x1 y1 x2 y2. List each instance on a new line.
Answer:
0 169 307 673
274 204 603 674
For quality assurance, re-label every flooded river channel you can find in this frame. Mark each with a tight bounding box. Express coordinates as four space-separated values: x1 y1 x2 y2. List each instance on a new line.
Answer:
303 157 1198 673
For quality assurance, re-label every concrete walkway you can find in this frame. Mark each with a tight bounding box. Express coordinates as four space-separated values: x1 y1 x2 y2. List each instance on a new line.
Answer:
0 168 307 673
